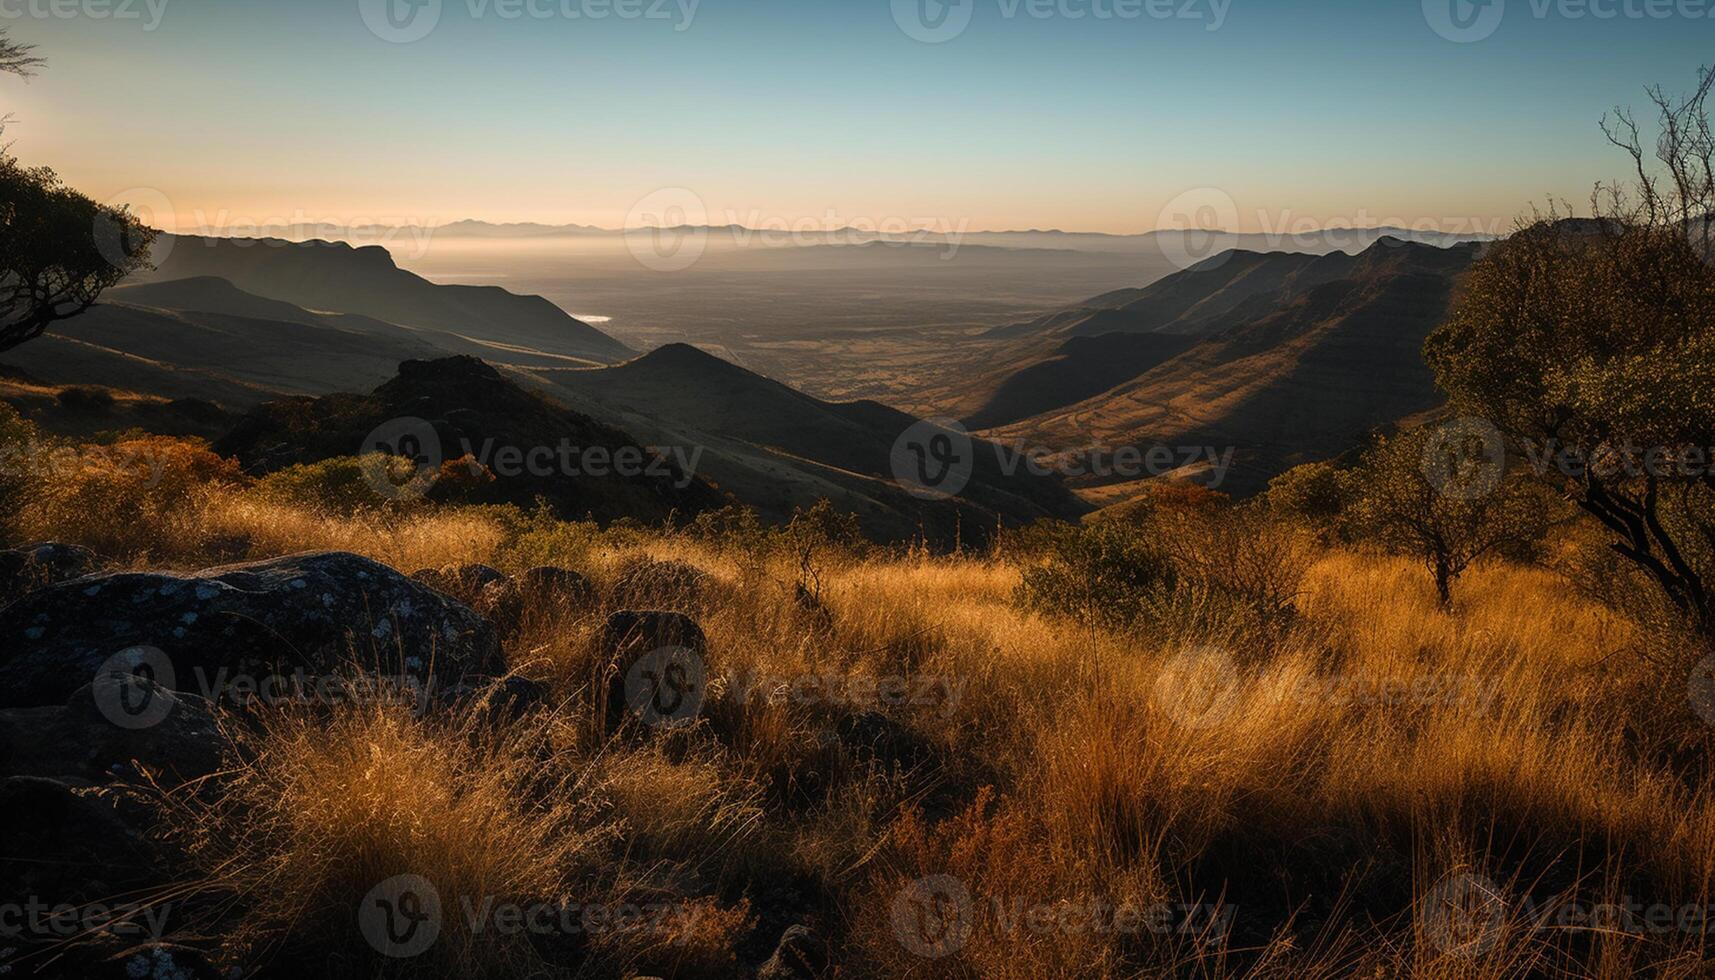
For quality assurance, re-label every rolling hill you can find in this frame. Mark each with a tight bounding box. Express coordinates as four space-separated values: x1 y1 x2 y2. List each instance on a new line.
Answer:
527 343 1087 543
0 275 635 410
139 235 633 363
214 355 724 525
975 238 1486 496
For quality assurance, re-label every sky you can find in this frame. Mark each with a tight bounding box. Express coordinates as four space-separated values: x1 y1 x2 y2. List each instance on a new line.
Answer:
1 0 1709 234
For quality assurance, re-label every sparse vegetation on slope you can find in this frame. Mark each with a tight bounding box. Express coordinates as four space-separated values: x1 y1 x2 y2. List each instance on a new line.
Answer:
4 415 1714 978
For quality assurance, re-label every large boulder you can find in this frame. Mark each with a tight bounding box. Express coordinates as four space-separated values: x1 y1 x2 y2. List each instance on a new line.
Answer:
0 551 504 709
517 565 598 609
0 677 223 786
0 542 97 606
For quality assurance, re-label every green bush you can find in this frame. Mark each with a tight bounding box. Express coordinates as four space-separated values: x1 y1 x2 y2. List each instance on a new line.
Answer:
253 454 419 514
491 503 605 572
1015 520 1176 628
1265 460 1352 532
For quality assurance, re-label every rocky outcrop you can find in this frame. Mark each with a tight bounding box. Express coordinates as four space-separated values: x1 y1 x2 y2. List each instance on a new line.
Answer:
0 551 504 709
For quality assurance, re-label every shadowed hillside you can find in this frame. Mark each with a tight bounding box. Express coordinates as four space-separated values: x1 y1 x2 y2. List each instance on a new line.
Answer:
215 355 725 524
140 235 633 363
974 239 1484 494
535 343 1088 544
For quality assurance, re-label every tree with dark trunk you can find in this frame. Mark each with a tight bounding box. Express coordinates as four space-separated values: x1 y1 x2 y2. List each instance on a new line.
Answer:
0 30 155 353
1425 66 1715 637
1346 421 1553 607
0 157 157 353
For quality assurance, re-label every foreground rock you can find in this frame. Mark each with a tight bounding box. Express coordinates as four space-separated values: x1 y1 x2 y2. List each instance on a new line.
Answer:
598 610 708 733
0 775 163 908
0 551 505 708
0 541 97 606
0 677 222 785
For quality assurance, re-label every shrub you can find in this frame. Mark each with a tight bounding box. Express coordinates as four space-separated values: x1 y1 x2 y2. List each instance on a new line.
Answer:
491 503 605 572
54 385 114 412
1266 459 1353 531
254 453 422 514
1015 519 1176 628
15 433 245 560
1158 501 1317 639
782 497 865 557
1343 425 1555 606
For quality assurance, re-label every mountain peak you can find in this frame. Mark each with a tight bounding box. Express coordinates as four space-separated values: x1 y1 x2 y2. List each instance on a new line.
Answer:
629 343 737 373
392 355 504 387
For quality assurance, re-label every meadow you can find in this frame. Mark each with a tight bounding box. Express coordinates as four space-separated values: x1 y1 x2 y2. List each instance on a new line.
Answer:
6 411 1713 979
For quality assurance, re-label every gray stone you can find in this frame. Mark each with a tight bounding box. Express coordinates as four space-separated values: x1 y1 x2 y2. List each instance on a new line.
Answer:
0 551 504 708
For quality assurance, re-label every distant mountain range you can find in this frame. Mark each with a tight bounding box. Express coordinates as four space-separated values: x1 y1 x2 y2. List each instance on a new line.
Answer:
0 228 1498 526
201 220 1495 256
0 234 1087 542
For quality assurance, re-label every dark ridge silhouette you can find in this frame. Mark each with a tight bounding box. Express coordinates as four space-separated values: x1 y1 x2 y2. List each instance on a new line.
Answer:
215 355 724 524
141 235 633 362
534 343 1086 544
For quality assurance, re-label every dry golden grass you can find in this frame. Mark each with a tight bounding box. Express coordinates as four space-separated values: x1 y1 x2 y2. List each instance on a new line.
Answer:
9 454 1715 977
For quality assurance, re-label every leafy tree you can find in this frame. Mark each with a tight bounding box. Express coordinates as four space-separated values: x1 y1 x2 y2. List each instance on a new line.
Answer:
1266 460 1352 530
1425 66 1715 634
0 157 155 352
1 30 153 350
1346 423 1554 606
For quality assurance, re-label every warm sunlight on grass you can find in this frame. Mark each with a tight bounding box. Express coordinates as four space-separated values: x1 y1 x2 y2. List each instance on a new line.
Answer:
10 443 1715 978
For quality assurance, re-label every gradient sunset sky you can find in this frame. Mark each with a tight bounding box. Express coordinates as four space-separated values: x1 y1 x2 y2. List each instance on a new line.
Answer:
3 0 1709 234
